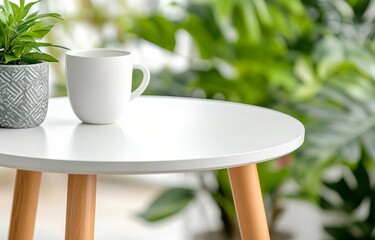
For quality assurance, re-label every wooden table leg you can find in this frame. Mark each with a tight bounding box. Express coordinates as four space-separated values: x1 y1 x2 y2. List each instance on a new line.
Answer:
65 174 97 240
9 170 42 240
228 164 270 240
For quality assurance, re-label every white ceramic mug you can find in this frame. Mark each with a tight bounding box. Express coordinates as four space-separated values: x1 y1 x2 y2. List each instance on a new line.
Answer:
66 49 150 124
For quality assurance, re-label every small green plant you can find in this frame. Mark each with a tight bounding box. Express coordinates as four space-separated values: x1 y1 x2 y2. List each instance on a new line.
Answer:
0 0 66 65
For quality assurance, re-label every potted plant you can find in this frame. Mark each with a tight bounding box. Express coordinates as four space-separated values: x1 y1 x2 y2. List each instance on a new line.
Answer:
0 0 66 128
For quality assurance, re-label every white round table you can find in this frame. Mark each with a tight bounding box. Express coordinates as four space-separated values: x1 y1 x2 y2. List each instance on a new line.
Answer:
0 96 304 240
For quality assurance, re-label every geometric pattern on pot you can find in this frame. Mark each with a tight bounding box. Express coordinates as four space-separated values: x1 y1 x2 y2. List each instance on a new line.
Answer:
0 62 49 128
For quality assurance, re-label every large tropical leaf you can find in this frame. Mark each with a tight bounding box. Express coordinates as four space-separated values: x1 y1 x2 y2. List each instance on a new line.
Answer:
292 80 375 196
139 188 195 222
132 15 177 52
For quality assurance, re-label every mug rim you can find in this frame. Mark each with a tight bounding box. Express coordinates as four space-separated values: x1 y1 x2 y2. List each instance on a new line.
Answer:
66 49 131 58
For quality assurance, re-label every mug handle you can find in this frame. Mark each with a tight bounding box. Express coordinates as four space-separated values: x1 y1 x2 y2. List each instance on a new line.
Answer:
130 63 150 101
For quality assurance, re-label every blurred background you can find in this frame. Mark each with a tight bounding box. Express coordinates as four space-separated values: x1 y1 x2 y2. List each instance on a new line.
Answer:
1 0 375 239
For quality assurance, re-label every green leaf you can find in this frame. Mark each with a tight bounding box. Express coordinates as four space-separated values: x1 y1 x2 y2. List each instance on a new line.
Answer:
211 191 237 230
319 196 337 210
13 35 35 43
21 0 41 19
268 5 295 40
22 52 58 62
29 22 55 38
4 54 20 63
252 0 272 26
7 13 14 26
0 9 7 24
352 159 370 203
325 226 355 239
133 15 177 52
139 188 195 222
3 0 13 16
213 0 233 22
350 0 370 20
9 2 19 19
15 31 41 39
258 161 289 193
211 193 235 219
339 140 360 163
192 69 236 98
215 170 233 200
367 190 375 225
277 0 305 16
237 0 261 44
353 221 372 237
24 10 39 20
18 13 62 33
316 51 345 80
324 178 352 212
294 56 317 84
182 14 216 59
212 0 233 41
11 42 68 52
345 41 375 79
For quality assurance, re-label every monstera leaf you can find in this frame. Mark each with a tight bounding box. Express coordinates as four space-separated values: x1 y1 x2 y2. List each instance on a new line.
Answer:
292 79 375 197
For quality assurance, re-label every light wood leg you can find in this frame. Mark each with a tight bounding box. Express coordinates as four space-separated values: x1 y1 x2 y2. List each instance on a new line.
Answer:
65 174 97 240
9 170 42 240
228 164 270 240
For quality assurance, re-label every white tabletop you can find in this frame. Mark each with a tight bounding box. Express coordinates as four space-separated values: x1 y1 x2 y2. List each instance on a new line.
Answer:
0 96 304 174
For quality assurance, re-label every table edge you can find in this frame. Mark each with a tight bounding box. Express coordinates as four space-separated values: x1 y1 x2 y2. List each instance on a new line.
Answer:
0 132 304 174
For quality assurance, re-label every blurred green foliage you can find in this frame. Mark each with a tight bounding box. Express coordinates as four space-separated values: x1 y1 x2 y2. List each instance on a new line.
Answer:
319 155 375 239
132 0 314 104
44 0 375 237
133 0 375 237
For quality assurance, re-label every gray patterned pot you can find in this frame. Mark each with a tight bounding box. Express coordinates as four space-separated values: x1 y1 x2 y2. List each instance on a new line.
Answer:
0 62 49 128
